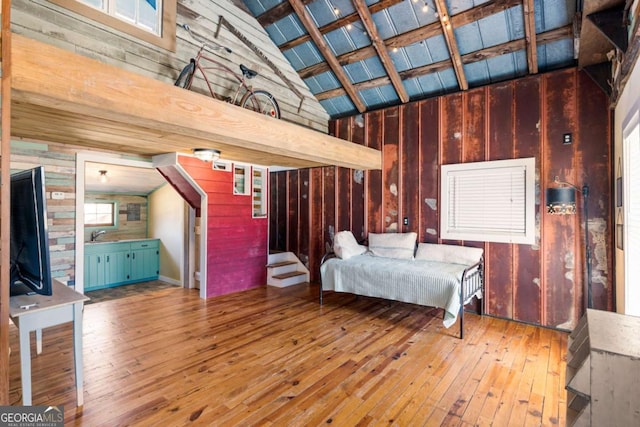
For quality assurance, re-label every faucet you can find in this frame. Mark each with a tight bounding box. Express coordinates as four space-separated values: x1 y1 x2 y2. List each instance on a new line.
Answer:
90 230 106 242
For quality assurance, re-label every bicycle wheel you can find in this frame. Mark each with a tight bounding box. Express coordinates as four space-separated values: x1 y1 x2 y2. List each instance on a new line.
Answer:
175 61 195 90
240 90 281 119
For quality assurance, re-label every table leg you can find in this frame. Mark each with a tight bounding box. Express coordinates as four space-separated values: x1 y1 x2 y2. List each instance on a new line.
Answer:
73 303 84 406
19 326 32 405
36 329 43 355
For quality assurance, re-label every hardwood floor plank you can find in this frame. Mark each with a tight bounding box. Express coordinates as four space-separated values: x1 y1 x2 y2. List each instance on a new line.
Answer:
8 284 568 425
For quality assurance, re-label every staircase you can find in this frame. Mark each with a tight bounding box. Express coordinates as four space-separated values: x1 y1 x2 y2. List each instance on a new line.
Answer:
267 252 309 287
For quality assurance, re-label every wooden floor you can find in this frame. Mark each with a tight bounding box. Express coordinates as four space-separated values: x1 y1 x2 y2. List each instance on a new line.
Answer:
9 283 568 426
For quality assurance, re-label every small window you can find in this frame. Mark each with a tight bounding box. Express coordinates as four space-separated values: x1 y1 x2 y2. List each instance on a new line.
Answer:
85 202 116 226
49 0 176 51
440 157 536 245
252 167 267 217
234 165 249 195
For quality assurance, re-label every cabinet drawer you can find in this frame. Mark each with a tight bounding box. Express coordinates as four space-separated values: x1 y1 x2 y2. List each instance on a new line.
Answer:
130 239 159 250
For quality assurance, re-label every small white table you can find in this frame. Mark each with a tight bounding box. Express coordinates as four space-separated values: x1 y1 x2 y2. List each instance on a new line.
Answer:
9 280 89 406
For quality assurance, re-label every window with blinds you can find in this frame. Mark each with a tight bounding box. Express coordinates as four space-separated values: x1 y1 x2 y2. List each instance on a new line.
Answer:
441 157 536 244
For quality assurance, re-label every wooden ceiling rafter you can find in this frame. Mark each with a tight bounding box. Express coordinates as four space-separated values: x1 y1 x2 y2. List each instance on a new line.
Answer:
297 0 524 80
434 0 468 90
256 0 313 26
287 0 366 113
523 0 539 73
278 0 404 51
352 0 409 103
314 25 572 101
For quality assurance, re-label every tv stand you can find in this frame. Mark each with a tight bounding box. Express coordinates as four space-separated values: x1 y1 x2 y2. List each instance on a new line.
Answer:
9 279 89 406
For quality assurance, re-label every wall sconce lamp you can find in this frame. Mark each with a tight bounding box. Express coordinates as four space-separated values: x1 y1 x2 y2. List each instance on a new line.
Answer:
546 176 592 310
193 148 221 162
98 170 108 183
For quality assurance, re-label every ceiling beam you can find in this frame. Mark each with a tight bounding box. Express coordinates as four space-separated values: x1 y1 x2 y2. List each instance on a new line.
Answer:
434 0 468 90
278 0 404 51
297 0 522 80
315 25 572 101
256 0 314 27
352 0 409 103
287 0 366 113
587 5 629 52
523 0 538 73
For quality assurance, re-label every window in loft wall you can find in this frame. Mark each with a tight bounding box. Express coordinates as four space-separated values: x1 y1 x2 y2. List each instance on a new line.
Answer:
79 0 161 35
50 0 176 51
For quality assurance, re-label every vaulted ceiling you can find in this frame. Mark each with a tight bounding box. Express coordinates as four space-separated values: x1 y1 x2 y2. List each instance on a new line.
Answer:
241 0 629 119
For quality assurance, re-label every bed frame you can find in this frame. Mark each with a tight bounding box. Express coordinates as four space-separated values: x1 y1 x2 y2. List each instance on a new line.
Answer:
319 252 484 339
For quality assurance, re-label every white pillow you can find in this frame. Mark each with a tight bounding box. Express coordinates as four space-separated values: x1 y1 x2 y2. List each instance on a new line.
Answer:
415 243 483 266
333 231 367 260
368 232 417 259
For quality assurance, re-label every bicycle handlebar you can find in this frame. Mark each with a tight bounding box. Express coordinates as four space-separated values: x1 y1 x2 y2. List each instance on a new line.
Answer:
180 23 233 54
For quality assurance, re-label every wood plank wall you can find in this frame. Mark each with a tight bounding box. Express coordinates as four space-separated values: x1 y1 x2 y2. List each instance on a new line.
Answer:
178 156 268 297
270 68 613 330
9 140 154 286
84 193 149 242
10 0 329 132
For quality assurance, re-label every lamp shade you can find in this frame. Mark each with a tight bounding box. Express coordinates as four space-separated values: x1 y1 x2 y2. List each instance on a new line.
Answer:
546 187 576 214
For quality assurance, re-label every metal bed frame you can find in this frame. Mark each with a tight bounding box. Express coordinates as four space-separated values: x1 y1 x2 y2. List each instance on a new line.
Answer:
319 253 484 339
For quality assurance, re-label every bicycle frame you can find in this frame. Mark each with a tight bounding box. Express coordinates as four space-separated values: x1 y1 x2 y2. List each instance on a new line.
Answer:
190 45 252 104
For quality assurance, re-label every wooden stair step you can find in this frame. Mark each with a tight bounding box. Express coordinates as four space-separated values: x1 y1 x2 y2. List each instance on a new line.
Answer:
267 261 298 268
272 271 307 280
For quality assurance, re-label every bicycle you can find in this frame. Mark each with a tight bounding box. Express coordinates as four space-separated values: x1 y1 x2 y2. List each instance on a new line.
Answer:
175 24 281 119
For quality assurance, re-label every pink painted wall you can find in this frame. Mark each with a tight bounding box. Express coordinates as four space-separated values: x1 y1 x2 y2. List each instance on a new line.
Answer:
162 156 268 297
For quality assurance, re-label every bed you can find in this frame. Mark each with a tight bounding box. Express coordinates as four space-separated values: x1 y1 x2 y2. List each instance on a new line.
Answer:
319 232 484 338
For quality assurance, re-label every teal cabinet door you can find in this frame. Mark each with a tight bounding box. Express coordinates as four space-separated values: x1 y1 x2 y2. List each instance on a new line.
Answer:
105 248 130 285
84 253 106 290
130 240 159 281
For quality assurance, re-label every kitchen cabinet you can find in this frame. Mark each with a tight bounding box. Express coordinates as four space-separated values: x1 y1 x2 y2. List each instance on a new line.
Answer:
84 239 159 291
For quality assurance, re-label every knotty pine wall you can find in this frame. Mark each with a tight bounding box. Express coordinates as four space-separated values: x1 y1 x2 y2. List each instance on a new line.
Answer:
271 68 613 330
176 156 268 297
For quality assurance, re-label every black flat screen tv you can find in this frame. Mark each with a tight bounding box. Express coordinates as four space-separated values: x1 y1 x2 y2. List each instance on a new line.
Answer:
10 166 53 296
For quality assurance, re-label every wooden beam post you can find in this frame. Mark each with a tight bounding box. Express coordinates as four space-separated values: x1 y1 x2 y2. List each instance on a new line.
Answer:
0 0 12 406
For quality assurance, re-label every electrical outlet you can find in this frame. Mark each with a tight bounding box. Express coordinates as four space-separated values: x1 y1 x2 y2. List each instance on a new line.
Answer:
52 191 64 200
563 133 572 145
403 217 409 226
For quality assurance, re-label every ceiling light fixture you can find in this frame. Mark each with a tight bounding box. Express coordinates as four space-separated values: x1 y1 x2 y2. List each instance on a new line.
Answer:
193 148 221 162
98 170 108 183
422 2 429 13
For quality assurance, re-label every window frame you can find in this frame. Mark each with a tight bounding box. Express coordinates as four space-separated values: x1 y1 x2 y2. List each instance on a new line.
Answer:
233 164 250 196
252 167 267 218
440 157 536 245
49 0 176 52
84 201 118 228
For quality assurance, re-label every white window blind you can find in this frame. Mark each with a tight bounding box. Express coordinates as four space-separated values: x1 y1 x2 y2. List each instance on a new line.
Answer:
441 157 536 244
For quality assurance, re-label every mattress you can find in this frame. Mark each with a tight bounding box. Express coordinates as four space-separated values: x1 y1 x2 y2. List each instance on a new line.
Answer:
320 253 481 328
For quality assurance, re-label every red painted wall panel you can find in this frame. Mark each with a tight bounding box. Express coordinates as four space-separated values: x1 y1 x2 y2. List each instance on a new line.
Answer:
177 156 268 298
270 68 613 330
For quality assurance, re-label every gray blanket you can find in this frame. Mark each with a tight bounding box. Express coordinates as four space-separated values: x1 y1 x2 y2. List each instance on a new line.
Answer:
320 253 481 328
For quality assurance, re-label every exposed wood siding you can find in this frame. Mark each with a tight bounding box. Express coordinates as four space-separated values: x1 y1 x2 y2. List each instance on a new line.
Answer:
11 0 329 132
178 156 268 297
271 68 613 329
84 193 148 242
